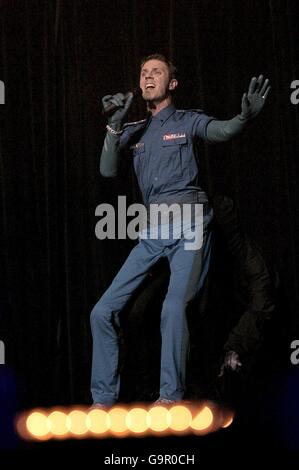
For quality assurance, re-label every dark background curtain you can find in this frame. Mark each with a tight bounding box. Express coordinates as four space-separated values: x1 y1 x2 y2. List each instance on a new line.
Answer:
0 0 298 411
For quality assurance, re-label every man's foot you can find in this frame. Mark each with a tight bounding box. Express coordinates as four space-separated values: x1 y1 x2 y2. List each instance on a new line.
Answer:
153 397 177 405
88 403 108 410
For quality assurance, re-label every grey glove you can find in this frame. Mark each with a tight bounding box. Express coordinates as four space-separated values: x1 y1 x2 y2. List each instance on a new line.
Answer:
102 92 134 130
240 75 271 121
206 75 271 143
99 92 133 178
218 350 242 377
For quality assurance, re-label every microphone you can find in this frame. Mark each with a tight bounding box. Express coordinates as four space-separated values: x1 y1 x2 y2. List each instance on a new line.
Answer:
102 87 142 116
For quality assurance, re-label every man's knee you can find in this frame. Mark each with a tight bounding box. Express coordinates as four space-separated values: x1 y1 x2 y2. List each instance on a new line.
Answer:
90 299 111 327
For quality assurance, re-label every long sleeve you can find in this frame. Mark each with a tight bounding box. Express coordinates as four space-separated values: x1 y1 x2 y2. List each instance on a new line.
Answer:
205 114 249 143
99 132 122 178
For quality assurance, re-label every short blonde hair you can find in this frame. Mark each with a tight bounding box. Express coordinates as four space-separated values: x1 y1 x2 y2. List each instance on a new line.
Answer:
140 53 177 80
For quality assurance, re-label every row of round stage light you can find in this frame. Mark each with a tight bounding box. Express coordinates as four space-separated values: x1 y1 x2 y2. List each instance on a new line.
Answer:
16 402 234 441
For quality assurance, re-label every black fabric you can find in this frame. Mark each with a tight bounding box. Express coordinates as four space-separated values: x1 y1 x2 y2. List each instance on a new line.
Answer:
0 0 298 408
212 196 277 357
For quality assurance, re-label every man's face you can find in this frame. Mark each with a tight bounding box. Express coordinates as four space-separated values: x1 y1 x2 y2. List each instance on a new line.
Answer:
139 59 177 102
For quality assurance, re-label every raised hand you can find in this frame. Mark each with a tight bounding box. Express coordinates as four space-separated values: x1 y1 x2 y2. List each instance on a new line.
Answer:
218 350 242 377
102 92 133 127
240 75 271 120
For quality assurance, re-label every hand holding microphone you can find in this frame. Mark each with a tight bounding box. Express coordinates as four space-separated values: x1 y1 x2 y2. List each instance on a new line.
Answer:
102 88 142 129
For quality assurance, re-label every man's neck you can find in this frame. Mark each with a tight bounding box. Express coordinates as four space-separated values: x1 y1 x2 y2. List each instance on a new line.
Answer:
146 96 173 116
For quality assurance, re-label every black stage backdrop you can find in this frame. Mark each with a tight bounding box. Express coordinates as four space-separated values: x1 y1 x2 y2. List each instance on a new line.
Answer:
0 0 298 423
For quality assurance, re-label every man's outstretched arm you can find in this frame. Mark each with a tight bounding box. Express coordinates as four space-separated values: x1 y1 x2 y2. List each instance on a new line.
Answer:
206 75 271 143
100 92 133 177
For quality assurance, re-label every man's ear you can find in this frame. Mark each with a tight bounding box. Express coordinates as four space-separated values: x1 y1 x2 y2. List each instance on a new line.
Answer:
168 79 178 91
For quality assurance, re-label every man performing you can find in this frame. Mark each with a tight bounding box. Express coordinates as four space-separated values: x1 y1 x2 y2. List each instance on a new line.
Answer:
90 53 270 407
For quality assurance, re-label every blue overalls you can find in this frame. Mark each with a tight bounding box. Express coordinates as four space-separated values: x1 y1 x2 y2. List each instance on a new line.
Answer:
91 104 215 405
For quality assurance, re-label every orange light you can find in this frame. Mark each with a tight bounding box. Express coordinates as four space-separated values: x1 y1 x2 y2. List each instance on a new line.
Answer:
222 415 234 428
15 400 231 441
190 406 213 432
26 412 51 439
87 409 110 436
108 407 128 436
48 410 70 438
68 409 88 436
169 405 192 432
148 406 171 432
126 407 149 434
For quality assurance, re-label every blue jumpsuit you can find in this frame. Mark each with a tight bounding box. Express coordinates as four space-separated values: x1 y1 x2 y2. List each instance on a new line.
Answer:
91 103 215 405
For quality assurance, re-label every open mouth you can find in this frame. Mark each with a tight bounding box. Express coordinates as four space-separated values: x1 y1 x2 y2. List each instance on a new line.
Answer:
145 83 155 89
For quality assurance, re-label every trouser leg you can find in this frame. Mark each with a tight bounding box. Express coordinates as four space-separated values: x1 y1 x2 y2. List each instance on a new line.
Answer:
159 225 213 400
90 238 164 405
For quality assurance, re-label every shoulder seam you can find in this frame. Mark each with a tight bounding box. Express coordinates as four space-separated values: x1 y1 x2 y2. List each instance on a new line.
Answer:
176 109 204 113
123 119 147 127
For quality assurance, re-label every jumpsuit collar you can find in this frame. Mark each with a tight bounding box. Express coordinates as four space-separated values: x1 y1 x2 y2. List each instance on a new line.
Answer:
149 103 176 126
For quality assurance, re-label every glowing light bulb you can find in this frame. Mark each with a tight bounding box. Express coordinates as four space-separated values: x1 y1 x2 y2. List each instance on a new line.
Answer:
108 407 128 435
190 406 213 432
68 409 88 436
48 410 70 438
169 405 192 432
87 409 110 435
148 406 171 432
26 412 51 439
126 407 149 434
